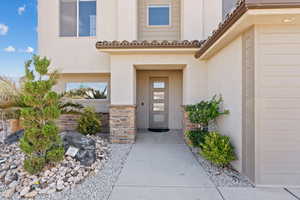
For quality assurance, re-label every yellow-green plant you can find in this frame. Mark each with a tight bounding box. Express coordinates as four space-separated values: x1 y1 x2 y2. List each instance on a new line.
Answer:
200 132 236 167
77 107 101 135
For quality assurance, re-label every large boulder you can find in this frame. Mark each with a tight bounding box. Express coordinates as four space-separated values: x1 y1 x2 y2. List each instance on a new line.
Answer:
61 132 96 166
4 129 24 145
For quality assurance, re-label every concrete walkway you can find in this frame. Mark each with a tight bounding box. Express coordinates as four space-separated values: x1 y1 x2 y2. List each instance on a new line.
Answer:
109 131 299 200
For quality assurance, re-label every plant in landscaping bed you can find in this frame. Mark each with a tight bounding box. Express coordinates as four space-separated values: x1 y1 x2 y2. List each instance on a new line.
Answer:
77 107 101 135
185 95 229 131
200 132 236 168
19 55 64 174
184 130 209 148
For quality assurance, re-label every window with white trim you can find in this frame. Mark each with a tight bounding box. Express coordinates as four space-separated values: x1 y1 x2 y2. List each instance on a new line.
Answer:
60 0 96 37
65 82 108 100
148 5 171 26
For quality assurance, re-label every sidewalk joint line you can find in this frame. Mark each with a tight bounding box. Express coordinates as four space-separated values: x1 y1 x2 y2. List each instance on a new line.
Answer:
285 188 300 200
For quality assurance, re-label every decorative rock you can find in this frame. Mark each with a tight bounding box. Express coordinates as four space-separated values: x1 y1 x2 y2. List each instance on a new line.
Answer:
24 190 38 198
3 187 16 198
56 180 64 191
4 129 24 145
0 134 109 199
4 172 18 185
20 186 31 197
61 132 96 166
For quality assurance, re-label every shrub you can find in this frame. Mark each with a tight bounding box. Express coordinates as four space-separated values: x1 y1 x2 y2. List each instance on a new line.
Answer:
185 130 209 148
185 95 229 130
19 55 64 174
46 146 65 163
24 156 46 175
200 132 236 167
77 107 101 135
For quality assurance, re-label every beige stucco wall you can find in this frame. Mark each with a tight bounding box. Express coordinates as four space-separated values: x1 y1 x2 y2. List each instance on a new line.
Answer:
110 53 207 107
203 0 223 39
206 36 243 171
53 73 111 113
38 0 222 74
255 24 300 186
136 70 183 129
38 0 112 74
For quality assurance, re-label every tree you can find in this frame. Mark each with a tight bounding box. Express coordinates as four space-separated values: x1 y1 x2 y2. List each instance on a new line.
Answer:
19 55 64 174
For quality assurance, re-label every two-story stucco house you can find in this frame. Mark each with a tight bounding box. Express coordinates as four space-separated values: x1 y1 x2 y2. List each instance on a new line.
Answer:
38 0 300 187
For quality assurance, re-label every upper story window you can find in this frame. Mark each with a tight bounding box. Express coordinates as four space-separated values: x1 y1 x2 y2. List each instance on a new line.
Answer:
60 0 96 37
147 5 171 26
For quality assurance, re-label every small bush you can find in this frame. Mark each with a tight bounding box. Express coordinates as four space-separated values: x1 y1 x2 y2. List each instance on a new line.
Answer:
24 156 46 175
46 146 65 163
185 130 209 148
77 107 101 135
185 95 229 130
200 132 236 167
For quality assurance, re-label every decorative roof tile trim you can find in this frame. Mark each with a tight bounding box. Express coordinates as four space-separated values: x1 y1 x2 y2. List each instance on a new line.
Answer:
96 40 204 49
195 0 300 59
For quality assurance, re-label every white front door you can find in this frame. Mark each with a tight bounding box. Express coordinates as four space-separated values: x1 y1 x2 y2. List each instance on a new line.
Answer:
149 77 169 129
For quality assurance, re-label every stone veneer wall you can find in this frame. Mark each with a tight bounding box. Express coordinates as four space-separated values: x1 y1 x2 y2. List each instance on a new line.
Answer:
182 106 199 132
57 113 110 133
109 105 136 144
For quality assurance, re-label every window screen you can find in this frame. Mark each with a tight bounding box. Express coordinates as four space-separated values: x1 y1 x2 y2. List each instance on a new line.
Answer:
60 0 77 37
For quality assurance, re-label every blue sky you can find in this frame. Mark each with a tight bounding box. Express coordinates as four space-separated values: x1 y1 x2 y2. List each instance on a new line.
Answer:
0 0 37 77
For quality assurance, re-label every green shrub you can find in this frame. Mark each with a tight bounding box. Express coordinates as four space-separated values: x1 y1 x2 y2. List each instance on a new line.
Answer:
200 132 236 167
185 130 209 148
19 55 64 174
46 146 65 163
77 107 101 135
24 156 46 175
185 95 229 130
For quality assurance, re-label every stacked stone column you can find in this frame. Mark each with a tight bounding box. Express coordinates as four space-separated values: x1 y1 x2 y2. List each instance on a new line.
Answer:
109 105 136 143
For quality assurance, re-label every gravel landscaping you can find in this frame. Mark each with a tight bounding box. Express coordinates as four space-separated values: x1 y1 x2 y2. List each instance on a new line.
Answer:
34 143 132 200
0 134 133 200
189 146 253 187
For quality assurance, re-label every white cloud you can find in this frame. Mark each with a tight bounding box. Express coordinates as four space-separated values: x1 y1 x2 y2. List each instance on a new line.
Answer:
18 5 26 15
4 46 16 53
0 24 8 35
24 46 34 53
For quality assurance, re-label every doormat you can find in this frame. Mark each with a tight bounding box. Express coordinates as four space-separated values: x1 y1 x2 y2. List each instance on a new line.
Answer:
148 128 170 132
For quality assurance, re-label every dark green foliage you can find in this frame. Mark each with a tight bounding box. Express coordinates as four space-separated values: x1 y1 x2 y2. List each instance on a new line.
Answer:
19 55 64 174
77 107 101 135
185 95 229 130
23 156 46 175
200 132 236 167
184 129 209 148
46 146 65 163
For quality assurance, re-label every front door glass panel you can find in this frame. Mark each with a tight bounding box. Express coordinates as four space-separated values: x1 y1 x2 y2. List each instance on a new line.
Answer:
149 78 168 129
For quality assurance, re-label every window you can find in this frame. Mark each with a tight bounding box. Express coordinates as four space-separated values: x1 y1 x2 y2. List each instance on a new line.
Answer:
60 0 96 37
65 82 108 100
148 5 171 26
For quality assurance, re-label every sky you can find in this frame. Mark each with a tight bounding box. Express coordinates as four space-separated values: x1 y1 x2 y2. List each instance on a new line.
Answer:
0 0 37 78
